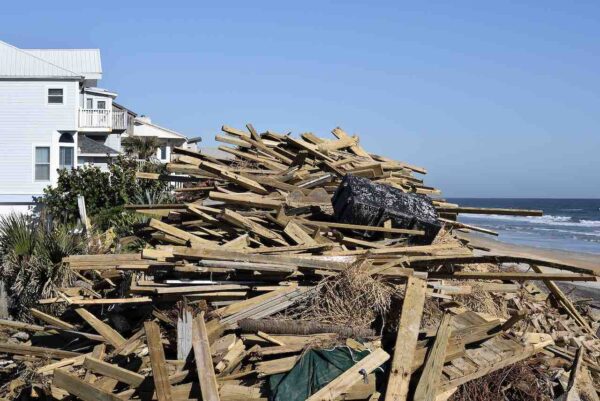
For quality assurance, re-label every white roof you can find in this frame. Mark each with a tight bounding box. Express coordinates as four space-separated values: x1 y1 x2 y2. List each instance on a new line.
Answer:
24 49 102 80
0 40 81 79
132 118 188 140
84 87 118 98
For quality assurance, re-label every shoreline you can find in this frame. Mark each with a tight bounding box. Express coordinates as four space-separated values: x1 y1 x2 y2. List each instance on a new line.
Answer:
457 232 600 304
458 232 600 275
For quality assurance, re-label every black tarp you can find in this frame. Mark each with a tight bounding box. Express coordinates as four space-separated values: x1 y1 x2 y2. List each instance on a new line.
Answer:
331 174 441 244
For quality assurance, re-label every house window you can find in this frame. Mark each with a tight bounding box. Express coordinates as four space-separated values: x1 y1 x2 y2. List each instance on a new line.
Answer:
59 147 74 170
59 133 75 170
97 100 106 109
159 145 167 160
86 98 93 109
48 88 63 104
35 147 50 181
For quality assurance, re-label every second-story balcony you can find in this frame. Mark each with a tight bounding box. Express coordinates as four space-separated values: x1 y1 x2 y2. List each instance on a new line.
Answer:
78 109 127 132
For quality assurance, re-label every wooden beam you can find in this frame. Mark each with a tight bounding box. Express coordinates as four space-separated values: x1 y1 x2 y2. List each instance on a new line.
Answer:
75 308 126 348
0 342 80 359
427 271 597 282
144 321 173 401
531 265 594 334
83 357 145 387
436 206 543 216
192 313 220 401
29 308 75 330
413 313 453 401
149 218 214 247
53 369 122 401
384 277 427 401
300 219 425 236
407 255 599 276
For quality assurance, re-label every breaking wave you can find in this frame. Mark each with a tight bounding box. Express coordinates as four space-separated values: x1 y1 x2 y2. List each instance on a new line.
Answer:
462 214 600 227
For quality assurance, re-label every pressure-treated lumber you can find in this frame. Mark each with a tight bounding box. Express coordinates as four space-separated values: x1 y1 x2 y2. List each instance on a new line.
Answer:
30 308 76 330
0 342 80 359
385 276 427 401
53 369 122 401
192 312 221 401
530 265 594 334
413 313 453 401
299 219 425 236
75 308 126 348
436 206 543 216
83 356 145 387
407 254 598 276
427 271 597 282
144 321 173 401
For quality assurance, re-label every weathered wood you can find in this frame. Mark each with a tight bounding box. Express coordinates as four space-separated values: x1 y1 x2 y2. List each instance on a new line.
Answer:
531 265 594 334
427 271 597 282
149 218 215 247
29 308 75 330
0 342 80 359
53 369 122 401
192 312 220 401
436 207 543 216
144 321 173 401
83 356 145 387
414 313 453 401
385 277 427 401
75 308 126 348
299 219 425 236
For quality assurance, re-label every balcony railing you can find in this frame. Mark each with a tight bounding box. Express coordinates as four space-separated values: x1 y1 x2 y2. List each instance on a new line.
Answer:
78 109 128 131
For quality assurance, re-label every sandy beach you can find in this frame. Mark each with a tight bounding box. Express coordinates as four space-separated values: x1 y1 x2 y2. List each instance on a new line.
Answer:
458 232 600 305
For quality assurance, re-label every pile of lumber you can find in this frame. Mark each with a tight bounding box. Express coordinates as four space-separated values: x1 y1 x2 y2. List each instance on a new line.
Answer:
0 124 599 401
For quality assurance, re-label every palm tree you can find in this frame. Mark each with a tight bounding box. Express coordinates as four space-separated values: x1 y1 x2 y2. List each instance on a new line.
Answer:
122 136 161 160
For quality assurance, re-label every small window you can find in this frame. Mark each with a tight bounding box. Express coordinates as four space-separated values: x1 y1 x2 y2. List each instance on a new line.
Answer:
159 145 167 160
59 147 74 170
48 88 63 104
35 147 50 181
97 100 106 110
59 133 74 143
86 98 93 109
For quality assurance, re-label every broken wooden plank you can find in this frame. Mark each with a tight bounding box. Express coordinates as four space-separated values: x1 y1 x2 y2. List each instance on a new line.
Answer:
144 321 173 401
192 312 221 401
413 313 453 401
385 277 427 401
53 369 122 401
75 308 126 348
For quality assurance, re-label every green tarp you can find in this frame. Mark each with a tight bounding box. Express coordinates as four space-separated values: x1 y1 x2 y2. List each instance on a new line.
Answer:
268 346 376 401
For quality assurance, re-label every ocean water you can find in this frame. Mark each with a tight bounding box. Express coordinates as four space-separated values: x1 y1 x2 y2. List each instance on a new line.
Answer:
447 198 600 255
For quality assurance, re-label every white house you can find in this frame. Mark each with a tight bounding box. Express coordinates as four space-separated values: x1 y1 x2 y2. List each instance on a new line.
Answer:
0 40 189 214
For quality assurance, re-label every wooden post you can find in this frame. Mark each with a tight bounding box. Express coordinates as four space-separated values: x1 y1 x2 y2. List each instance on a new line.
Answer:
414 313 453 401
177 300 193 361
144 321 173 401
192 312 220 401
384 276 427 401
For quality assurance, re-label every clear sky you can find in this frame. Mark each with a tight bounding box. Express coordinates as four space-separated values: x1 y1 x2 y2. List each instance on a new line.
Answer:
2 1 600 198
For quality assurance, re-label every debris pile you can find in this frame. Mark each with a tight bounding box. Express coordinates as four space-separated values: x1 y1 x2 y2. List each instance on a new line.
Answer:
0 124 599 401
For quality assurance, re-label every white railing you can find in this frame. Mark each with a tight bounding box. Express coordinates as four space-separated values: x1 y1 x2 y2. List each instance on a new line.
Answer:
112 110 127 130
79 109 112 129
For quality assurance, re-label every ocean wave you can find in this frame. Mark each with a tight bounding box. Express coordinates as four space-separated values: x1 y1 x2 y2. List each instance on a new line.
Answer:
531 227 600 237
461 214 600 227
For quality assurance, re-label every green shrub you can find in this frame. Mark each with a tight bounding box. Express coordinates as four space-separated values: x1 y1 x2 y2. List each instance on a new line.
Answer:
38 155 173 230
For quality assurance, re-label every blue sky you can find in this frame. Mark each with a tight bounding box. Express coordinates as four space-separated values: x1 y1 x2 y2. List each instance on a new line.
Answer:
3 1 600 197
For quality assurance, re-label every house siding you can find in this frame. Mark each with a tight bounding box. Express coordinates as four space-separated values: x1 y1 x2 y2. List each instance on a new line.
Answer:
0 79 79 199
